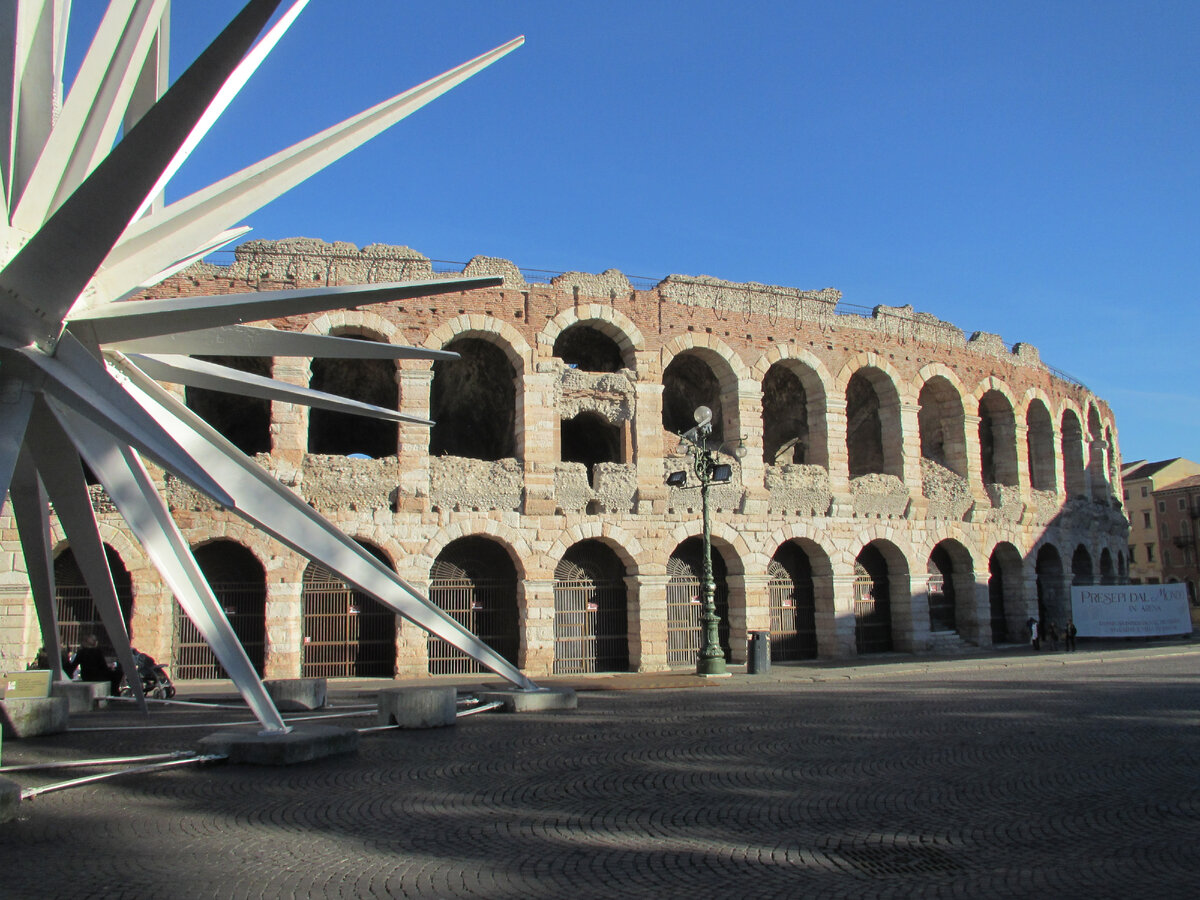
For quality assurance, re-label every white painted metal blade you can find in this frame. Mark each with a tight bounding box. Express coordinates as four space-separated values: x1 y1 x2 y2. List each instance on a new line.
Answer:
21 406 146 707
94 36 524 297
53 404 287 733
12 333 235 507
9 446 65 682
2 0 59 220
0 0 284 350
70 276 500 345
116 357 539 691
127 353 434 426
0 371 35 510
108 324 457 361
113 226 251 299
13 0 171 231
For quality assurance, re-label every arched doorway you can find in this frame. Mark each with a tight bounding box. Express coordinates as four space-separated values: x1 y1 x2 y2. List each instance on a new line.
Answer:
855 543 901 654
428 537 519 674
768 542 818 660
927 540 974 638
1072 545 1094 586
1036 544 1065 624
54 546 133 655
186 355 272 455
1099 548 1115 584
553 540 629 674
175 541 267 679
429 338 517 460
307 332 398 458
666 537 730 666
988 543 1023 643
301 542 397 678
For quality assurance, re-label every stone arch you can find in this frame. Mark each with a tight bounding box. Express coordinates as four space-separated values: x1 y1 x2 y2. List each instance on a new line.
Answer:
975 384 1019 488
1072 544 1094 586
987 541 1024 643
767 537 831 661
417 520 531 583
916 369 968 478
542 306 644 369
553 539 631 674
546 522 645 576
660 337 747 445
307 325 399 458
179 539 268 678
1023 393 1057 492
754 347 832 469
305 310 397 342
301 539 397 678
427 535 521 674
1099 547 1115 584
429 334 519 461
839 359 904 479
1060 407 1087 498
926 538 975 638
853 538 910 654
665 536 733 666
424 315 531 374
185 354 272 455
1035 542 1066 624
52 542 134 656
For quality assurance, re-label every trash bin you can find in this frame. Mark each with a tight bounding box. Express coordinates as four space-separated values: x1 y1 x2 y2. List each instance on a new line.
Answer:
747 631 771 675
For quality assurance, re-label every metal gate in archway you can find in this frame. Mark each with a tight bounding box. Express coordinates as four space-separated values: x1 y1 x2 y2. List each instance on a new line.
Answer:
427 574 519 675
173 582 266 679
854 574 893 653
768 559 817 661
666 551 730 667
301 565 396 678
54 552 132 656
553 551 628 674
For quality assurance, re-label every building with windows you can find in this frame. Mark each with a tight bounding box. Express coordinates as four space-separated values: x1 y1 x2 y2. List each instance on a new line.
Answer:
1120 458 1200 584
0 237 1130 679
1151 474 1200 604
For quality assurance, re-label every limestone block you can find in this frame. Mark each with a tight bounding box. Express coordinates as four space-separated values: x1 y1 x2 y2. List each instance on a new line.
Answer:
0 697 69 738
51 680 111 713
477 687 577 713
377 687 457 728
198 723 358 765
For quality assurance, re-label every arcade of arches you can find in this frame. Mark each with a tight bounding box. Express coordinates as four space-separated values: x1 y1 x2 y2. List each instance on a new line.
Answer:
2 240 1130 680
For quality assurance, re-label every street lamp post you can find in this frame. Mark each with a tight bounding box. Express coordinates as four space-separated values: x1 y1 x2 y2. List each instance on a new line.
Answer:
667 406 746 677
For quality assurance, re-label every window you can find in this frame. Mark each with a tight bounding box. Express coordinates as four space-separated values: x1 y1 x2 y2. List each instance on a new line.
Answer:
1147 544 1155 562
1123 489 1129 500
1141 486 1148 498
1164 549 1172 567
1129 545 1136 563
1143 511 1152 528
1180 498 1188 510
1158 500 1166 513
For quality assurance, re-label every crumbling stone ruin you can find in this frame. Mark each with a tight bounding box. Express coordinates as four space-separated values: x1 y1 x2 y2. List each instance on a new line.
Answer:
0 238 1128 677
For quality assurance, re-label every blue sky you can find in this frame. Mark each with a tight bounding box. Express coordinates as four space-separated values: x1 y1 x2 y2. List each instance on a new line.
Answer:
72 2 1200 464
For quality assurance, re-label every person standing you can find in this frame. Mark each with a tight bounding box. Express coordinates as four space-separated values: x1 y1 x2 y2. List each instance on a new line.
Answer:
1048 621 1060 651
1029 618 1040 651
70 634 121 694
1065 619 1078 652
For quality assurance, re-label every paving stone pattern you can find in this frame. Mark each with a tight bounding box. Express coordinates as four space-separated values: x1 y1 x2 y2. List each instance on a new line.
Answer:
3 651 1200 899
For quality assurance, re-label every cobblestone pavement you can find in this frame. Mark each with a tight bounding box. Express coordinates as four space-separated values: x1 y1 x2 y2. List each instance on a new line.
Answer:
3 646 1200 899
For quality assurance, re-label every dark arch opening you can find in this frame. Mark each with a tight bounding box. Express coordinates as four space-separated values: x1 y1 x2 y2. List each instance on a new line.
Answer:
927 544 958 633
1061 411 1086 498
854 544 894 653
428 536 519 674
561 412 622 486
662 353 724 443
1072 545 1094 586
666 537 730 666
1036 544 1064 624
988 542 1022 644
301 542 397 678
185 356 272 455
175 541 267 678
1026 399 1056 491
979 390 1018 487
846 369 900 478
553 540 629 674
553 324 624 372
308 334 397 458
54 546 133 656
918 377 966 476
429 338 516 460
768 542 817 660
762 363 810 465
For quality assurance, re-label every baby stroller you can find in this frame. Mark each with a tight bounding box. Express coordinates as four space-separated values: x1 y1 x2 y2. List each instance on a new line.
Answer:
119 650 176 700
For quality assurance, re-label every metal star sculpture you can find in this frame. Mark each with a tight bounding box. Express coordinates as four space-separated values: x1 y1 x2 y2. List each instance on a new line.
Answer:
0 0 534 733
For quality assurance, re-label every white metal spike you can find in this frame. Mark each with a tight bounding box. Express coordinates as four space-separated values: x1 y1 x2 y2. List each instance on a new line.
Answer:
21 409 147 707
0 372 36 509
10 447 65 682
70 276 500 344
108 324 457 361
53 403 288 733
94 37 524 299
128 353 433 426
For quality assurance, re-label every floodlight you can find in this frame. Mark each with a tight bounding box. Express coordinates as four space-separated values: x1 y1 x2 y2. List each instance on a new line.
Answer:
711 464 733 483
666 470 688 487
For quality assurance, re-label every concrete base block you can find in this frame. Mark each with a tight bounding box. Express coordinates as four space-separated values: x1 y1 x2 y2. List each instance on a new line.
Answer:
377 687 456 728
0 777 20 823
198 723 357 765
477 687 577 713
264 678 327 711
0 697 69 738
51 680 110 713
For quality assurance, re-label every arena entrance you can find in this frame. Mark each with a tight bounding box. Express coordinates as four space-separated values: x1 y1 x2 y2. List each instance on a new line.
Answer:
553 540 629 674
53 546 132 656
427 537 519 675
300 542 397 678
854 542 903 654
768 542 818 661
173 541 266 679
666 537 730 667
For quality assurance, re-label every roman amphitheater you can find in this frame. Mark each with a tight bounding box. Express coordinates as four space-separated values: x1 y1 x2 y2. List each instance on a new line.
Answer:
0 237 1129 680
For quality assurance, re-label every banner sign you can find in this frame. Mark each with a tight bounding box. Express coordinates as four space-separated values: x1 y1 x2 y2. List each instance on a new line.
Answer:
1070 583 1192 637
